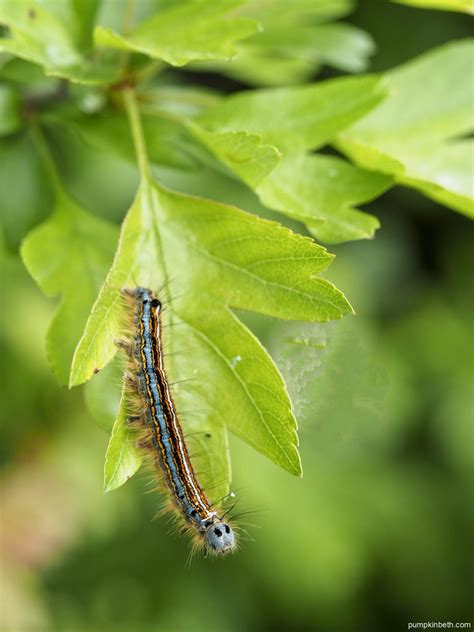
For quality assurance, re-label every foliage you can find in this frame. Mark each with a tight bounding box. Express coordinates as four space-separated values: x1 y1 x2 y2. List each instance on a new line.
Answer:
0 0 472 497
192 0 376 85
392 0 473 14
337 40 474 217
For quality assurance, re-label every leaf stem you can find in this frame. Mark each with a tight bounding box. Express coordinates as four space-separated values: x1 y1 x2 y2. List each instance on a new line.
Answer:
123 88 150 180
29 120 63 196
122 87 171 300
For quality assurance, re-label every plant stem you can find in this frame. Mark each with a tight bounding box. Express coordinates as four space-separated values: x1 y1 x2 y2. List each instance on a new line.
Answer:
29 120 63 196
123 88 150 181
123 87 171 302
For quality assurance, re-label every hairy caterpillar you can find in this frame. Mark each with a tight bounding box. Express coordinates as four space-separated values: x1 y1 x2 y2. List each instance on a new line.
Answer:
117 287 236 556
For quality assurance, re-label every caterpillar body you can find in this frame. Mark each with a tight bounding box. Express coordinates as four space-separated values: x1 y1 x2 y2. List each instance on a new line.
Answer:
118 287 236 556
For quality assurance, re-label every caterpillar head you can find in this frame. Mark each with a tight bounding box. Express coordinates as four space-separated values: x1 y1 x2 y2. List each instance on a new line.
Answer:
205 522 235 554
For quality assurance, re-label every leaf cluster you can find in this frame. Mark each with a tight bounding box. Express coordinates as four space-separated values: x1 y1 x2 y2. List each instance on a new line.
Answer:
0 0 472 495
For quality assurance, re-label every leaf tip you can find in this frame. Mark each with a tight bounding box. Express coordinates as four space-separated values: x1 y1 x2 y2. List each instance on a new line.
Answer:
283 445 303 478
293 455 303 478
68 364 86 389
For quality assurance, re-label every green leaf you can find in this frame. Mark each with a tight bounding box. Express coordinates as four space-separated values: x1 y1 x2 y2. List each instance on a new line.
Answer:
191 76 390 244
21 185 118 384
198 74 386 152
241 0 355 23
84 359 122 433
300 24 375 74
391 0 474 14
197 21 375 86
103 384 142 493
70 175 353 491
189 123 391 243
193 0 371 86
188 123 281 188
398 139 474 217
0 56 47 84
337 40 474 218
0 82 22 135
83 347 143 492
0 0 119 84
94 0 259 67
257 153 393 244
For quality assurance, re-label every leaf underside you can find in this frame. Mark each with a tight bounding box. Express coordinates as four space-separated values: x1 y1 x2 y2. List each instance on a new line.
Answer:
337 40 474 218
70 177 353 496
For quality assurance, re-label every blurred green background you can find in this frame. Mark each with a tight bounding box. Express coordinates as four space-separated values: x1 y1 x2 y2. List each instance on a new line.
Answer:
1 2 473 631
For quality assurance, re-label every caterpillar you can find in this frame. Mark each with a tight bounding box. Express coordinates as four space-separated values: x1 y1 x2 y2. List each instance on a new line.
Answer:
117 287 236 556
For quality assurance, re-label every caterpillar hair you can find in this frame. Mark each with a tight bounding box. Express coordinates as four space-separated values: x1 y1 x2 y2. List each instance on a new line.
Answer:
117 287 236 556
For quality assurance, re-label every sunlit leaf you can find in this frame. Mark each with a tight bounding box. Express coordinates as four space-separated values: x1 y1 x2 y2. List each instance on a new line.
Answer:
198 0 371 85
338 40 474 217
198 75 385 153
221 1 372 86
103 384 142 493
392 0 473 14
198 17 374 86
0 0 119 84
188 123 281 188
94 0 259 67
241 0 355 23
70 173 352 492
84 360 122 433
192 75 389 243
189 124 391 243
257 153 392 243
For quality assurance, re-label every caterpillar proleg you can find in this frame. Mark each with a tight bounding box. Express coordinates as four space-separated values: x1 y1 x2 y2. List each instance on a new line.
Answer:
118 287 236 556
